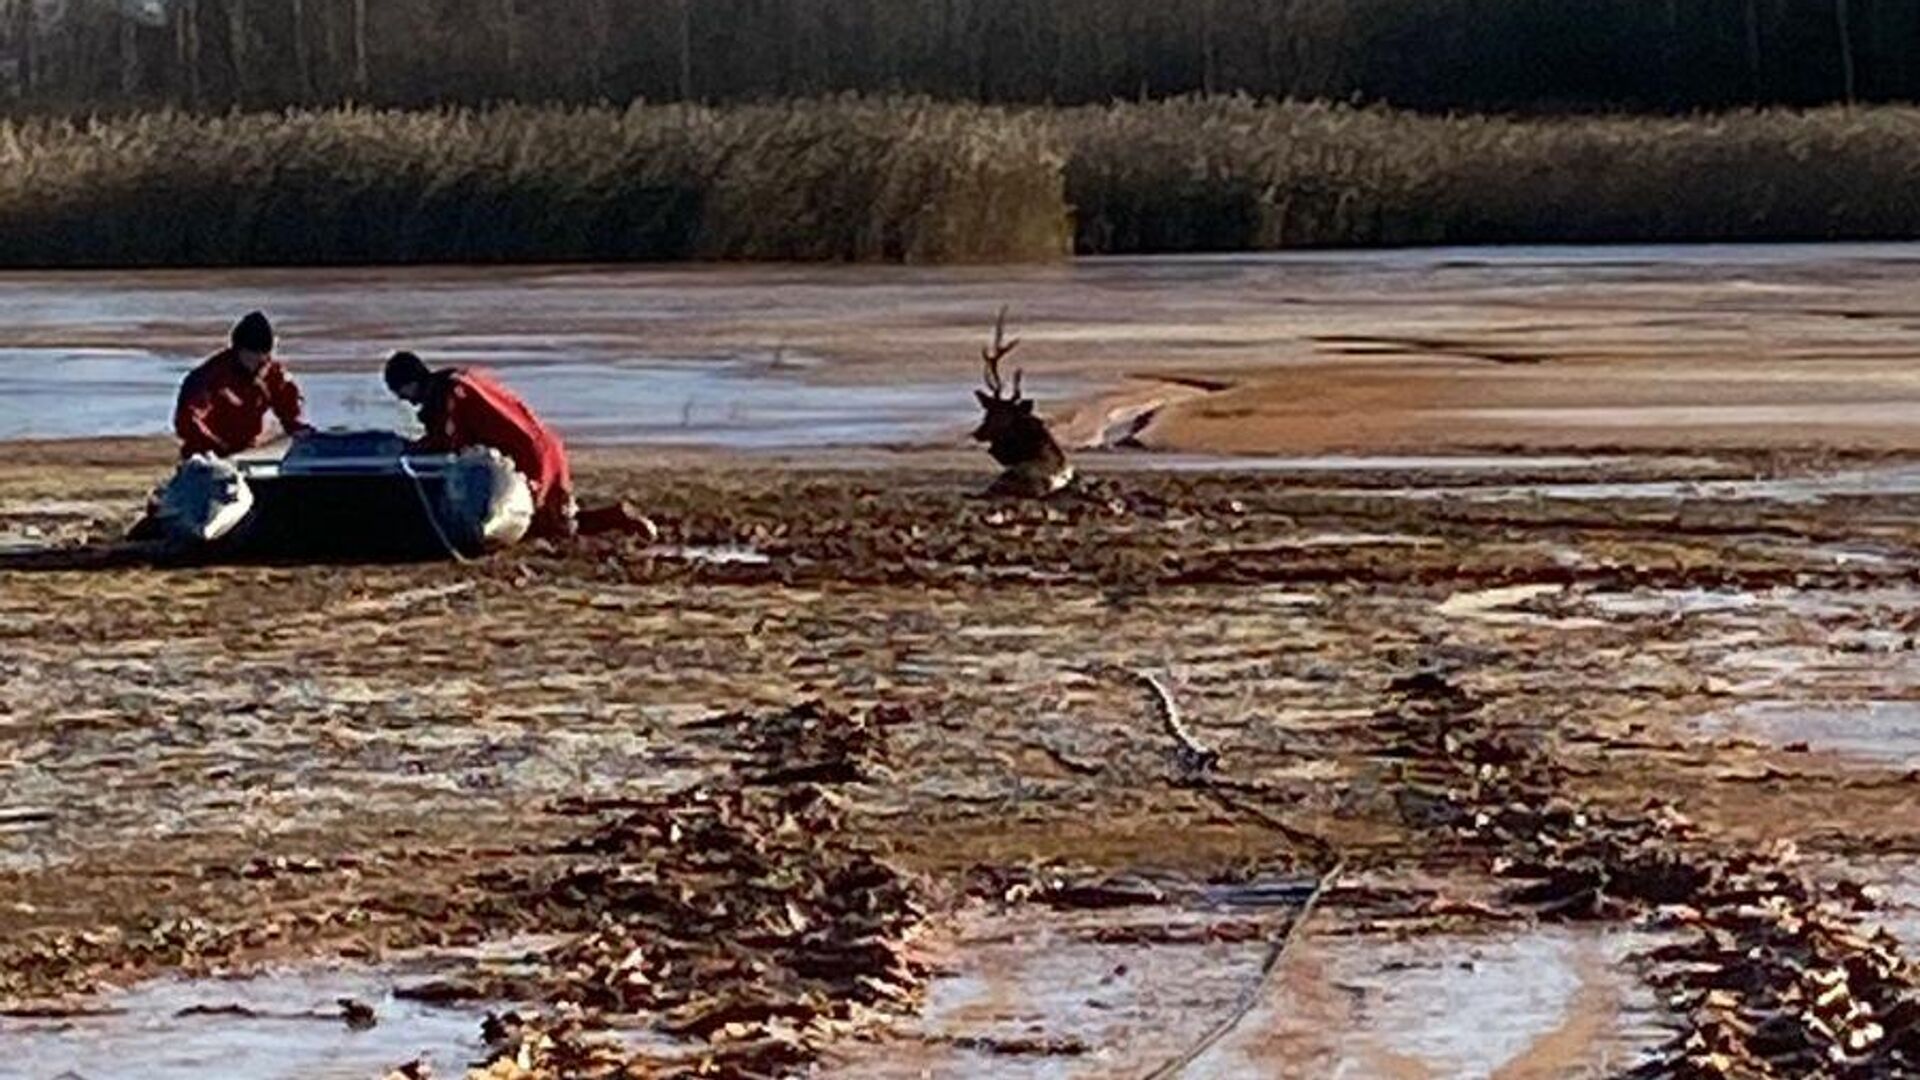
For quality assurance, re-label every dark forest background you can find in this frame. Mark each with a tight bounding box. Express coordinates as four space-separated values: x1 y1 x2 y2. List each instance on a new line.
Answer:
0 1 1898 114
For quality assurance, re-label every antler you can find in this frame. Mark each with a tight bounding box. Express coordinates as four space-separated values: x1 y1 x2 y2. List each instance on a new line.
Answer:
980 306 1023 401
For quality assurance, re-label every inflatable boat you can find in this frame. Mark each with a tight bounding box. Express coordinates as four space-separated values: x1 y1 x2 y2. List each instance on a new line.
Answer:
148 429 535 561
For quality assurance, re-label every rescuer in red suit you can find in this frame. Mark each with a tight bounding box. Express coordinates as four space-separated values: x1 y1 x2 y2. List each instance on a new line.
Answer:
383 350 578 539
173 311 311 459
383 351 657 542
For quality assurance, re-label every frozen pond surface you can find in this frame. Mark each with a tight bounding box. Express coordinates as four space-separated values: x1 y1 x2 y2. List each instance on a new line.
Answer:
0 349 968 449
12 243 1920 448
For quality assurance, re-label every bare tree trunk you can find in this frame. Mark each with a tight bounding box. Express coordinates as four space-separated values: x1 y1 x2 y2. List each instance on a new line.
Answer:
1050 0 1069 102
227 0 247 106
586 0 610 97
675 0 692 99
1836 0 1857 104
500 0 518 80
290 0 310 99
319 0 338 96
119 16 138 95
1199 0 1216 94
15 0 34 96
177 0 203 105
351 0 367 95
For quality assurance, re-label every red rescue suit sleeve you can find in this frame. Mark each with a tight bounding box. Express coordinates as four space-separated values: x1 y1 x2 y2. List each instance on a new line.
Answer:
173 368 232 459
413 380 466 455
265 364 308 435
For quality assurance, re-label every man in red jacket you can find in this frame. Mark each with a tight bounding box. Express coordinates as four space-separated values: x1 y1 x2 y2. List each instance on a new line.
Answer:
384 351 578 539
173 311 310 459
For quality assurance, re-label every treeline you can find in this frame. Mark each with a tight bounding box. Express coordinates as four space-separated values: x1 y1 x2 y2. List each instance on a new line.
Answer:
4 98 1920 268
0 0 1907 115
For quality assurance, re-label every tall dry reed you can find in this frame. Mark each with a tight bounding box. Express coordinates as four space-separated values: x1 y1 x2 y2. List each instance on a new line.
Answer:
1060 99 1920 251
0 99 1068 266
1 97 1917 266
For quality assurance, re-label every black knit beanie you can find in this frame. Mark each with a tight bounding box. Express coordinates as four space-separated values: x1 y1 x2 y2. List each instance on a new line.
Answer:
385 351 432 394
231 311 275 353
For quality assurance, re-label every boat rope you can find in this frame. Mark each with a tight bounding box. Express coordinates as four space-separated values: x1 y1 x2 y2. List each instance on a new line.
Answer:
1141 858 1345 1080
1073 662 1344 1080
398 455 468 564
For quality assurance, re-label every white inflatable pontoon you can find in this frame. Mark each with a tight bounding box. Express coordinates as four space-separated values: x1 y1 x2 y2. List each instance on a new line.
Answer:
150 430 534 559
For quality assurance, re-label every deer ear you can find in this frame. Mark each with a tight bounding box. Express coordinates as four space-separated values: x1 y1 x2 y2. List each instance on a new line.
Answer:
1017 399 1036 415
975 390 994 408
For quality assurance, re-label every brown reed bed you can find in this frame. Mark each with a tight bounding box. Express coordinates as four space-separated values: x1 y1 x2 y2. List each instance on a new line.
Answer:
0 96 1914 266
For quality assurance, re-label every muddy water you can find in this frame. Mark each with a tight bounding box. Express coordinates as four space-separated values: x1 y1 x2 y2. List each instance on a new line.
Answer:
1 965 497 1079
1200 928 1673 1078
1700 700 1920 765
840 894 1672 1079
1358 466 1920 505
10 243 1920 449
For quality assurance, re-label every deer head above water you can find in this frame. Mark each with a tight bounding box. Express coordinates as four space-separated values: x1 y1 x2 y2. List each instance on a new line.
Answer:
971 308 1073 497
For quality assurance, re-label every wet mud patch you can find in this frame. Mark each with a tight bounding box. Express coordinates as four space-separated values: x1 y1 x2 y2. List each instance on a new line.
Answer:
16 446 1920 1074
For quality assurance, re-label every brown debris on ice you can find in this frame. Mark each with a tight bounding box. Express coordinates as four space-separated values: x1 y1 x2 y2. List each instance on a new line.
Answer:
448 701 929 1079
1377 662 1920 1078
